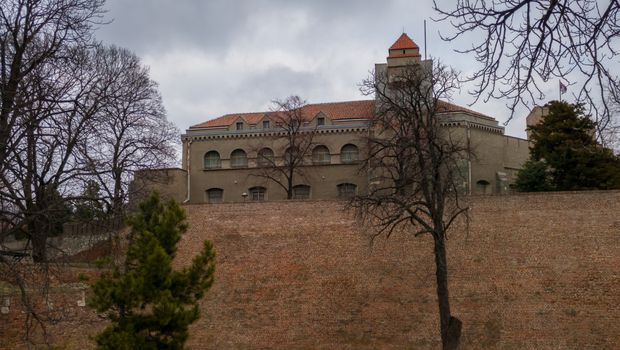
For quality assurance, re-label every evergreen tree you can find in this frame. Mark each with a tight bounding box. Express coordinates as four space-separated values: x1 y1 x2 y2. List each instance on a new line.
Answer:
73 180 106 221
514 159 554 192
89 192 215 349
516 101 620 191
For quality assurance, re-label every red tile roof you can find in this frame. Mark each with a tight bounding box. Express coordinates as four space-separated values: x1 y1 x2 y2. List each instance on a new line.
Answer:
190 100 376 129
389 33 419 50
190 99 494 129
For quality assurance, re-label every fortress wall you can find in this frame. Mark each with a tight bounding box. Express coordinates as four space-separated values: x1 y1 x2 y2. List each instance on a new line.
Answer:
2 191 619 349
179 191 620 349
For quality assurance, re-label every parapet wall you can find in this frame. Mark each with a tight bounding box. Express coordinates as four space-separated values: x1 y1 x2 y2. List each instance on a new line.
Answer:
2 191 619 349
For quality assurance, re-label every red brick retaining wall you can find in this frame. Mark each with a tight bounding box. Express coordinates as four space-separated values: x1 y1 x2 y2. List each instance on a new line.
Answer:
2 191 619 349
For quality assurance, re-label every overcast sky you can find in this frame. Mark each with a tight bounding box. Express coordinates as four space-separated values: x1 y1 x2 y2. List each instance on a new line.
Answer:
94 0 563 139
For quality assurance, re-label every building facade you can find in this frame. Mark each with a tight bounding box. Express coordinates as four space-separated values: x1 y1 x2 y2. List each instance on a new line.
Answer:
168 34 530 204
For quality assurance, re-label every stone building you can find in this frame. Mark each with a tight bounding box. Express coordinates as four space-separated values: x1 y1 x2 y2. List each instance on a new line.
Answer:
158 34 529 204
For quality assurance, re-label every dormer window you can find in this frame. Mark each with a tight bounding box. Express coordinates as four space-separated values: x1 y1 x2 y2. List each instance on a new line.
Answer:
236 122 243 130
317 117 325 126
263 120 270 129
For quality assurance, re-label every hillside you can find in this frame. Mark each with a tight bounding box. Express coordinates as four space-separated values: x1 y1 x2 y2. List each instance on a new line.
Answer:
2 191 619 349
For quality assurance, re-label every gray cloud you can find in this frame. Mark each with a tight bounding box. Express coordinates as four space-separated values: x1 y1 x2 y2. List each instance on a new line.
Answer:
95 0 530 138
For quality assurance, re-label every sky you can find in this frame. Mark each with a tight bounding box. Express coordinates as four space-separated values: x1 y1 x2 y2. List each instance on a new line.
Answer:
93 0 561 139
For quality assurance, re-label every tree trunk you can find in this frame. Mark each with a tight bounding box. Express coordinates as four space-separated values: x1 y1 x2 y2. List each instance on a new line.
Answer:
31 228 47 262
286 169 294 199
434 235 461 350
29 209 48 263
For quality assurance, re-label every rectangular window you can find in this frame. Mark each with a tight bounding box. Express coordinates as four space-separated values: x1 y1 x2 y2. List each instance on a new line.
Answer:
338 183 357 198
263 120 270 129
293 185 310 199
317 117 325 126
236 122 243 130
250 187 266 201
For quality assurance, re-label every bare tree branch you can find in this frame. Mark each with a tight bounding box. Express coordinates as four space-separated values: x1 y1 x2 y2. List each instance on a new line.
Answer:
250 95 317 199
434 0 620 142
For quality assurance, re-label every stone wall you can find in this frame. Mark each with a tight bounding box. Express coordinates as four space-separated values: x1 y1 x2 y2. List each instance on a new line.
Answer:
2 217 123 259
1 191 619 349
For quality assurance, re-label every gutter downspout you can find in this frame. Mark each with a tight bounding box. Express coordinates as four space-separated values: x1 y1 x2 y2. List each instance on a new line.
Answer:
467 124 472 195
184 139 192 203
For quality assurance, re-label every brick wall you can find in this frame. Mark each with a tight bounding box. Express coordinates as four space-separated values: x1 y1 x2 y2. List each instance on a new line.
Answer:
2 191 619 349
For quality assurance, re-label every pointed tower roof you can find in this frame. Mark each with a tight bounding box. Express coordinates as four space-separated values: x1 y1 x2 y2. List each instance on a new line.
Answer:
389 33 419 50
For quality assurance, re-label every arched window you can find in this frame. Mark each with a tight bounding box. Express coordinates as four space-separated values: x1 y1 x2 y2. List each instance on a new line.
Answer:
249 186 266 201
206 188 223 203
337 183 357 198
284 146 301 166
292 184 311 199
476 180 491 195
340 144 359 163
312 145 331 165
230 149 248 168
257 148 275 167
204 151 221 169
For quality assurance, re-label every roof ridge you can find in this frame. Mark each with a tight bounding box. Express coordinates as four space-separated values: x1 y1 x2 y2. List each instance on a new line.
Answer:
307 99 374 106
206 100 373 119
220 111 270 117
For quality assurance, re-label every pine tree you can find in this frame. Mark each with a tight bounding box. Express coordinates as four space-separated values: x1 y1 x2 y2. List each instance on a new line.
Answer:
516 101 620 191
514 159 554 192
89 192 215 349
73 180 105 221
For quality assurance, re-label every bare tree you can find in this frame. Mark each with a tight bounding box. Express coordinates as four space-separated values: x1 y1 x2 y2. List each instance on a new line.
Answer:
251 95 317 199
0 43 109 346
0 0 105 253
434 0 620 141
81 45 179 217
0 0 105 173
352 61 469 350
2 44 109 261
0 1 178 345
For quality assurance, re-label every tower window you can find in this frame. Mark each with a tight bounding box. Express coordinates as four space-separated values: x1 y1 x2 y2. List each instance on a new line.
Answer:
236 122 243 130
263 120 270 129
317 117 325 126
